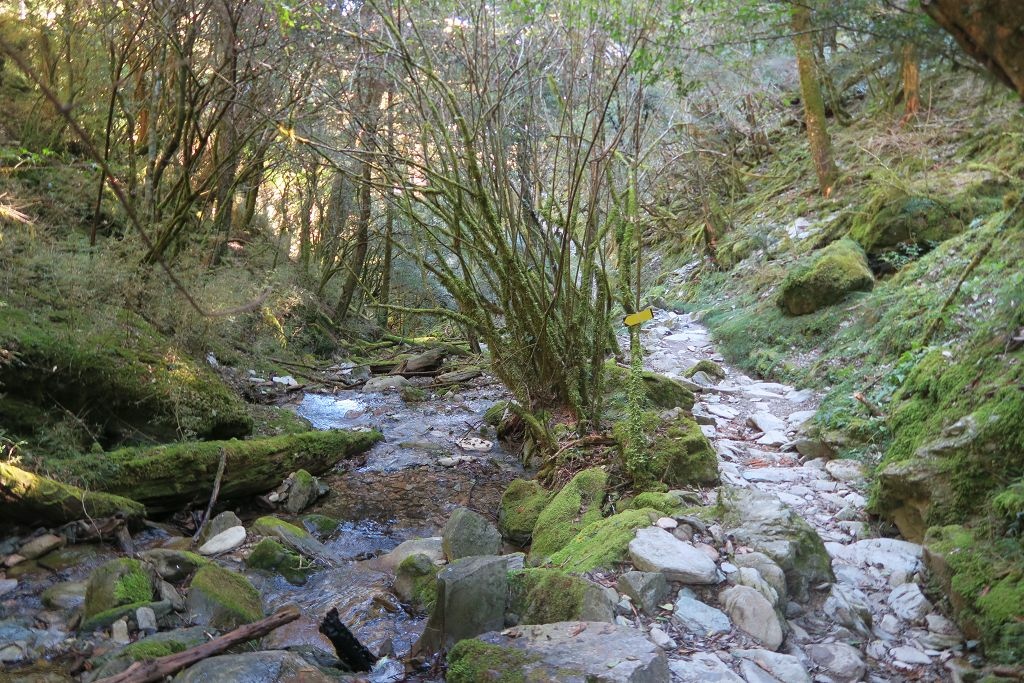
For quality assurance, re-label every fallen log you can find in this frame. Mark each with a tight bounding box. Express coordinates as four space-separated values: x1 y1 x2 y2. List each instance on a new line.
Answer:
95 604 300 683
60 429 381 513
319 607 378 672
0 462 145 529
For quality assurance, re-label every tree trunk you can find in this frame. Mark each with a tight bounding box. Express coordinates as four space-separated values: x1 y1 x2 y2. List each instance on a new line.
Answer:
792 2 838 196
335 157 374 321
901 43 921 119
922 0 1024 99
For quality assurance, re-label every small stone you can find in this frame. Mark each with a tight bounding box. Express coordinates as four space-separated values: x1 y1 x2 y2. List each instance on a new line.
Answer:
926 613 960 636
720 585 784 650
111 618 131 644
3 554 25 568
617 571 669 615
614 615 632 627
747 412 787 433
825 459 866 484
136 606 158 635
656 517 678 530
824 583 872 637
866 640 888 660
756 430 789 446
0 579 16 596
18 534 65 560
197 526 247 555
806 642 866 683
720 561 737 573
732 649 811 683
888 583 932 623
891 645 932 666
669 653 744 682
673 594 731 636
648 626 677 650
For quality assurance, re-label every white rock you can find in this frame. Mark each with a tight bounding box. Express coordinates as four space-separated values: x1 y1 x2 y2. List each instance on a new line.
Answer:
891 645 931 665
111 618 131 645
668 653 744 682
806 642 866 683
628 527 719 584
824 459 866 484
832 538 923 576
136 606 158 635
706 404 739 420
456 437 492 452
926 613 960 636
735 566 779 606
747 412 787 433
674 594 731 636
742 467 804 483
720 585 784 650
271 374 298 386
756 431 789 446
888 583 932 623
732 649 811 683
824 583 872 637
787 410 817 426
198 525 246 555
655 517 678 530
648 626 677 650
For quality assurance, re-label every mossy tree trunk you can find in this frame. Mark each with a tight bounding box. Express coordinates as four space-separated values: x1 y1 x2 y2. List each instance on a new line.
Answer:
0 462 146 528
792 1 838 196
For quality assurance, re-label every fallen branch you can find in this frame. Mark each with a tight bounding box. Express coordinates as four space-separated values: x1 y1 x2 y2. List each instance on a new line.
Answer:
853 392 884 418
95 605 300 683
192 449 227 545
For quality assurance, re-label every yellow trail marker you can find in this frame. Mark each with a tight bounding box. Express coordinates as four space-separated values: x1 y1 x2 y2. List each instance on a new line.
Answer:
623 307 654 327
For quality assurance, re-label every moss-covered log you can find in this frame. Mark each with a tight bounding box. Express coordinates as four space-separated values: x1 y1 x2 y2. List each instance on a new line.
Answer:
0 462 146 528
62 430 381 512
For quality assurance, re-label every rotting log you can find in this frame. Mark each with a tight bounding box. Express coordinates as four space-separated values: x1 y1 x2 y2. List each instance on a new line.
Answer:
0 462 146 529
95 605 300 683
63 429 381 513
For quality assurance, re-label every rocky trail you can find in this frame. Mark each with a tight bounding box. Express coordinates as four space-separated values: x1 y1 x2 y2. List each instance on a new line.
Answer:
0 312 978 683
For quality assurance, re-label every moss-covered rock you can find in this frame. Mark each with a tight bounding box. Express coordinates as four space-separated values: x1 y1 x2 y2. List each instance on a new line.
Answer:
186 564 263 630
850 190 970 254
138 548 210 583
301 513 340 537
777 239 874 316
614 411 719 489
60 429 381 513
246 538 311 585
685 359 726 382
0 304 252 444
81 558 156 632
446 639 540 683
925 525 1024 664
546 508 657 573
628 491 685 516
604 361 695 413
88 626 209 679
498 479 552 546
508 569 613 624
528 468 607 564
394 553 439 613
250 515 335 565
483 401 511 427
0 462 145 527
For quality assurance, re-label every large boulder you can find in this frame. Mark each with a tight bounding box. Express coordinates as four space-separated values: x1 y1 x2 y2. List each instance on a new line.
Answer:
850 191 968 254
529 468 607 563
717 487 833 601
615 411 719 488
246 538 312 585
185 565 262 630
777 239 874 316
82 558 157 632
628 526 719 584
393 553 439 612
547 509 657 573
508 569 614 624
497 479 551 545
441 507 501 561
447 622 669 683
720 585 784 650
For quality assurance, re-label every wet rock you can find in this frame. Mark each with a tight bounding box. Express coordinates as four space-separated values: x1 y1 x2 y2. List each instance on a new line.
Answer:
823 583 873 637
283 469 327 514
90 626 210 678
363 375 412 392
416 555 512 652
196 510 242 546
377 537 443 571
185 564 262 630
673 593 731 636
301 513 340 537
197 526 246 556
250 516 335 566
720 585 784 650
441 507 501 561
19 534 64 560
452 621 669 683
173 650 336 682
732 649 811 683
41 580 86 611
718 487 833 600
616 571 669 615
888 582 932 623
246 538 311 585
393 553 438 612
668 653 744 682
806 642 866 682
628 527 719 584
139 549 209 583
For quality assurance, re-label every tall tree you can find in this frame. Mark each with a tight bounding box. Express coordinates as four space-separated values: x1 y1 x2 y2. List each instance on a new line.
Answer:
792 1 838 196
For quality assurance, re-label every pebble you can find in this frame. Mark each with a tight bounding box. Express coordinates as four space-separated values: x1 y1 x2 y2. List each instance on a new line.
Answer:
891 645 932 666
0 579 16 596
656 517 678 530
111 618 131 645
648 626 677 650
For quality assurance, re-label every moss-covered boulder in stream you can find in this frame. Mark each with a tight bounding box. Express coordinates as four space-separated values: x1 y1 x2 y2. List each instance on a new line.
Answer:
81 558 157 632
0 305 251 444
60 429 380 513
394 553 439 613
528 468 607 564
497 479 552 545
925 525 1024 664
508 568 613 624
186 564 263 630
250 515 336 566
777 239 874 316
246 538 312 585
614 411 719 489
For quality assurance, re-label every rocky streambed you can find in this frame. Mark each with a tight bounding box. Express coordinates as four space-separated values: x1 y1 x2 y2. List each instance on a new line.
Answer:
0 312 986 682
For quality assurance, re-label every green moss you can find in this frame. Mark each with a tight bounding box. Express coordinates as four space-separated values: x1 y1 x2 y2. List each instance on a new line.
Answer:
483 400 511 427
400 386 428 402
508 569 600 624
120 639 186 660
396 553 438 612
302 513 340 536
629 491 684 516
187 564 262 629
528 468 607 563
251 515 313 540
80 601 153 632
246 538 311 585
546 508 655 573
0 462 145 526
249 405 312 437
926 525 1024 664
778 239 874 316
446 640 537 683
114 570 153 605
498 479 552 545
684 359 726 381
849 188 973 254
83 558 154 626
604 361 695 415
614 411 719 489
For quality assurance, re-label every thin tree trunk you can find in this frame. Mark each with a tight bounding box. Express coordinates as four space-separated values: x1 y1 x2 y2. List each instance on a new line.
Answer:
335 157 373 321
901 43 920 120
792 2 838 196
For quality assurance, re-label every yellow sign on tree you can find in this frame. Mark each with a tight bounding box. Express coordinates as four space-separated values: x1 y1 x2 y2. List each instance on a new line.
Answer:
622 307 654 327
